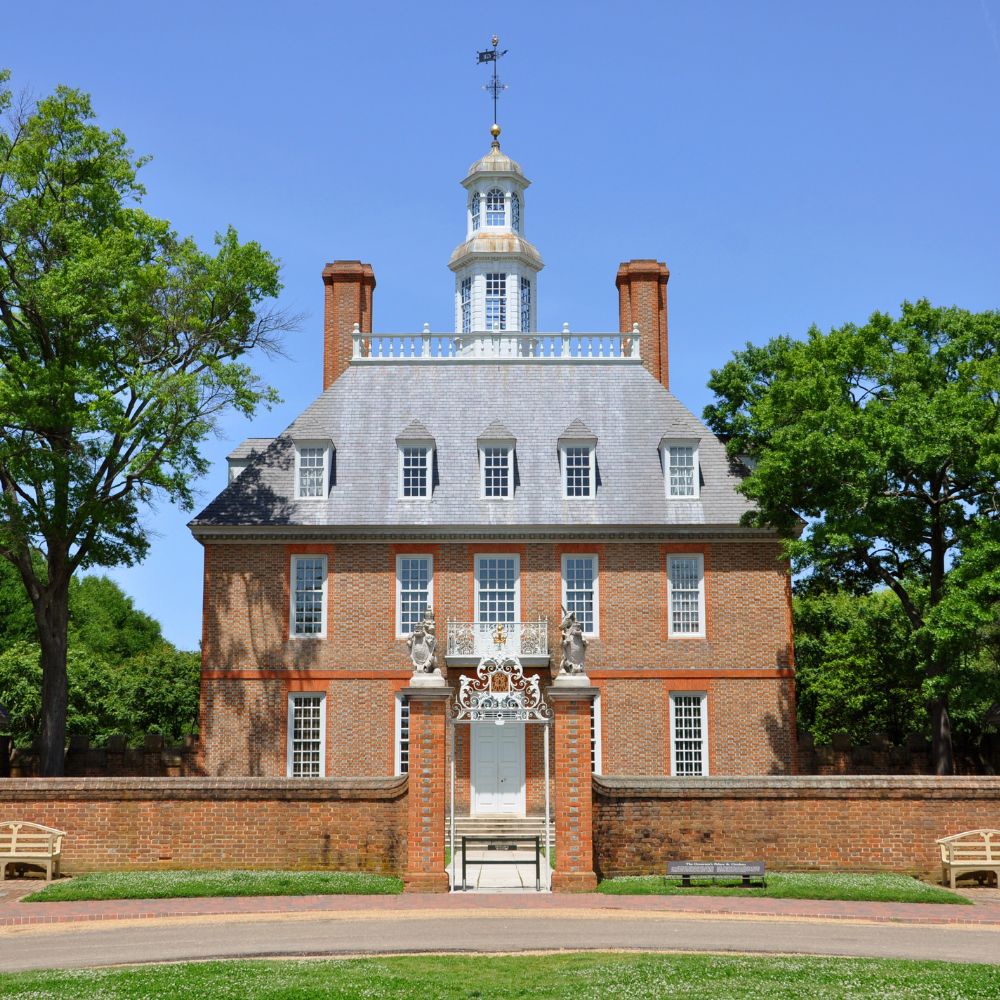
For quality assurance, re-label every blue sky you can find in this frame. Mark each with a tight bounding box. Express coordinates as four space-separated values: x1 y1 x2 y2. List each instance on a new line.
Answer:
7 1 1000 650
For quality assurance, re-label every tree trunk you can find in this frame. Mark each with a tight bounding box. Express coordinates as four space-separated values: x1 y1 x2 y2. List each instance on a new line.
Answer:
35 582 70 777
930 696 954 776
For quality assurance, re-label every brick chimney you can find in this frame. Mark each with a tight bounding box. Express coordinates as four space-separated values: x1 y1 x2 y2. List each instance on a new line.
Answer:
322 260 376 389
616 259 670 388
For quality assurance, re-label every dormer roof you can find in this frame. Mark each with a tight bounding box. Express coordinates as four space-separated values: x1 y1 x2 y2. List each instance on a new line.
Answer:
558 419 598 442
395 418 434 443
478 420 516 442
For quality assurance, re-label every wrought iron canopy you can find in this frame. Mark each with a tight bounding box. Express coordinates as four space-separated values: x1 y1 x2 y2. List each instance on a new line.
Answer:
451 655 552 725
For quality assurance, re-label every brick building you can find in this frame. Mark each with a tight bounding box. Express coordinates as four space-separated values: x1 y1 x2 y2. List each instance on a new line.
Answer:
189 128 797 844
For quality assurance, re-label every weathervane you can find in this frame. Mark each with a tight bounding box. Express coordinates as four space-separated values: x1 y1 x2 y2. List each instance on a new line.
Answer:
477 34 508 143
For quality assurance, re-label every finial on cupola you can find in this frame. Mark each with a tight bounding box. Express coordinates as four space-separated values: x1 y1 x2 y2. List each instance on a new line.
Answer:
477 34 508 149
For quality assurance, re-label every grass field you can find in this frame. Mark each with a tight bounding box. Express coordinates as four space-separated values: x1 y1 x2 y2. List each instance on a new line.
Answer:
23 869 403 902
1 953 998 999
596 871 968 904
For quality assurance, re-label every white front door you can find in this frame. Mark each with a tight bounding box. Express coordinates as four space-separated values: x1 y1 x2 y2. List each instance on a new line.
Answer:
471 723 525 816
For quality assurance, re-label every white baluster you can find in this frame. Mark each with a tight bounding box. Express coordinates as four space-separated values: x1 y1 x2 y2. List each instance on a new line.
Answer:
562 322 570 358
422 322 431 358
352 322 362 358
633 322 641 360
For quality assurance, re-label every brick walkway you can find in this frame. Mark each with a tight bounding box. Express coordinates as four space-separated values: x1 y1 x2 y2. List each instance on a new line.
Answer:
3 878 1000 928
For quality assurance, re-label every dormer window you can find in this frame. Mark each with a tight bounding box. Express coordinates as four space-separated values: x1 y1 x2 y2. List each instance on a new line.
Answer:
662 439 700 499
486 187 505 226
294 440 333 500
481 444 513 498
511 193 520 233
396 420 435 500
471 192 481 231
562 444 594 498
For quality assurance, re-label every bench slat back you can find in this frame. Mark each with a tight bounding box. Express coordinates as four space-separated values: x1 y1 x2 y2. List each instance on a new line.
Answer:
0 821 65 854
937 830 1000 863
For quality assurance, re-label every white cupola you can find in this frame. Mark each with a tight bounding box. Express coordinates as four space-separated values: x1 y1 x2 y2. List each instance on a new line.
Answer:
448 125 544 334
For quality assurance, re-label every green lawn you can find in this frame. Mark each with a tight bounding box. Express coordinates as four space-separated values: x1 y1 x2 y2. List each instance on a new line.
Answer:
596 871 968 904
23 869 403 902
1 954 999 998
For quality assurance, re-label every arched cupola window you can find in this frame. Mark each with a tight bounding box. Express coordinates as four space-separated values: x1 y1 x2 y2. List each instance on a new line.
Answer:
471 192 481 231
511 193 520 233
486 188 505 227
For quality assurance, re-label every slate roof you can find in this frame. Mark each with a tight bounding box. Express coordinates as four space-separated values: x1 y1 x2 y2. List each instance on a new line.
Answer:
191 362 756 534
226 438 274 461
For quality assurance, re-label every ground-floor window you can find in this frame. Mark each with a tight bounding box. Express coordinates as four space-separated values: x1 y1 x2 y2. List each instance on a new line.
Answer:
669 692 708 776
287 692 325 777
395 693 410 775
590 694 602 774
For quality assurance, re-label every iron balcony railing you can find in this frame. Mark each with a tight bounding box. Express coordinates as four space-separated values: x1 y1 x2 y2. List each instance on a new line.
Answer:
446 619 549 659
351 323 642 363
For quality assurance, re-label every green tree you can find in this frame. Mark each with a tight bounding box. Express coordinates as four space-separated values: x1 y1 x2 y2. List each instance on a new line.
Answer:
0 72 290 773
705 300 1000 773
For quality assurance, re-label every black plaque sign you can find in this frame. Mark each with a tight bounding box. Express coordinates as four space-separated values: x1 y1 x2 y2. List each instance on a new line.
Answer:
667 860 766 887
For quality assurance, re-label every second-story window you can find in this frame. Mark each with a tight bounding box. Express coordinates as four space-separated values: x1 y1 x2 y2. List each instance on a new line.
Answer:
471 192 481 231
481 444 512 498
486 273 506 331
476 554 519 623
461 277 472 334
397 554 433 636
400 445 431 498
486 187 505 226
511 192 520 232
290 555 327 638
520 278 530 332
563 445 594 498
667 554 705 637
562 554 598 634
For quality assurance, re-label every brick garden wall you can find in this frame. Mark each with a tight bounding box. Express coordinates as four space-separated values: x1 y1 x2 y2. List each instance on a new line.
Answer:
593 775 1000 878
0 777 407 874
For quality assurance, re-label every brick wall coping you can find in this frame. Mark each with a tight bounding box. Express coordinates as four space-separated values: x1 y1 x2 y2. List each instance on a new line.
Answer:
594 775 1000 801
0 776 408 802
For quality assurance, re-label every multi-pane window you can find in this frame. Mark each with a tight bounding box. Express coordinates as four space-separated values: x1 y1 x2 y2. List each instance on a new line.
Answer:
476 555 518 623
520 278 531 332
400 446 430 498
471 192 481 231
482 445 512 498
562 554 597 634
288 693 324 777
668 554 704 636
397 555 432 636
564 445 593 498
296 446 326 499
485 273 506 331
291 556 326 637
511 193 520 233
461 277 472 334
670 693 708 776
486 187 505 226
665 442 698 498
590 695 602 774
396 694 410 775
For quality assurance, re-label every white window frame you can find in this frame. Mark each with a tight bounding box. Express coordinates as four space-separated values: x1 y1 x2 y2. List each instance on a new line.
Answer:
561 552 599 636
286 692 326 777
559 441 596 499
591 693 603 775
395 554 434 638
666 553 705 638
394 692 410 775
294 440 333 500
289 554 328 639
474 553 521 624
669 691 709 777
661 439 700 500
397 441 433 500
479 441 514 500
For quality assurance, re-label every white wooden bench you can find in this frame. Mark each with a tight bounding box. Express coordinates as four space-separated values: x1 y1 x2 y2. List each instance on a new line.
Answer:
0 821 65 882
936 829 1000 890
